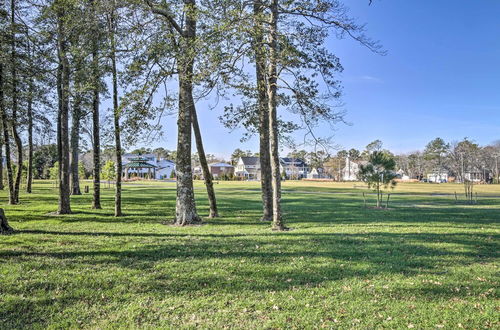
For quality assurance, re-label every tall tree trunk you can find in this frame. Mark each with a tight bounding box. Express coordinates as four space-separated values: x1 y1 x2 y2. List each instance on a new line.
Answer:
70 59 82 195
191 102 218 218
91 0 101 209
1 9 13 204
56 6 72 214
0 137 3 191
253 0 272 221
26 41 34 194
173 0 201 225
27 92 33 194
10 0 21 204
109 3 122 217
0 32 7 193
267 0 285 230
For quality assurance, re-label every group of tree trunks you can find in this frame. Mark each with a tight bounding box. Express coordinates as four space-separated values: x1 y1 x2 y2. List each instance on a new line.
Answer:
0 0 380 233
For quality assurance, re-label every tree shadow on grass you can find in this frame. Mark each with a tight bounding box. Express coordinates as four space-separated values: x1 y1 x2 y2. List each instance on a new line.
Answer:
3 230 497 276
1 229 497 328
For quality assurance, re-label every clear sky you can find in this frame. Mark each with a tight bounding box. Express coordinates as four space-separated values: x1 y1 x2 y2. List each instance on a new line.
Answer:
141 0 500 159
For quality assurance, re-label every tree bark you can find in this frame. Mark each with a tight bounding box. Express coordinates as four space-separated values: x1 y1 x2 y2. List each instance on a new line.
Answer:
253 0 272 221
10 0 21 204
0 135 3 190
91 0 101 209
191 101 218 218
268 0 285 230
0 0 3 190
0 208 13 234
56 6 72 214
26 40 34 194
1 20 14 204
70 59 82 195
173 0 201 225
109 2 122 217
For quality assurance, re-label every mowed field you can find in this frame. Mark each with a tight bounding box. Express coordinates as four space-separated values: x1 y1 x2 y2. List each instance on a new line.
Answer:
0 180 498 328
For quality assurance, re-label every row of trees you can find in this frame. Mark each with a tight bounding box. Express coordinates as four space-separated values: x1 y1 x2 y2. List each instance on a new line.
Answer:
0 0 380 233
281 138 499 183
396 138 499 183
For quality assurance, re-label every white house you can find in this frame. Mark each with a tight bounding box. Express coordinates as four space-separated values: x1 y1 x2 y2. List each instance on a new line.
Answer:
122 153 175 180
427 171 448 183
156 159 176 179
342 157 367 181
279 158 308 179
397 169 411 181
235 157 261 180
307 167 327 179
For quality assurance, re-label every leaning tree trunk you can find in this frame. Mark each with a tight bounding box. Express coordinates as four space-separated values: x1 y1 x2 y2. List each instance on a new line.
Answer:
109 4 122 216
91 0 101 209
190 101 218 218
10 0 21 204
173 0 201 225
56 7 72 214
253 0 272 221
268 0 285 231
0 208 13 234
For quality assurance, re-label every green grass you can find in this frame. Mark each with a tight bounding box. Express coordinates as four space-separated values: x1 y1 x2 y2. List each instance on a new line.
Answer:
1 180 498 329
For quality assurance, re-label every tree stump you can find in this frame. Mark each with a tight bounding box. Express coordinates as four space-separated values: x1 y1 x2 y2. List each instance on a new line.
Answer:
0 208 14 234
84 185 89 193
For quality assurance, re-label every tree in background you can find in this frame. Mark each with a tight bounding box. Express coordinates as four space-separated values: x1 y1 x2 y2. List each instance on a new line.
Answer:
101 160 116 188
33 144 58 179
362 140 383 160
359 151 397 208
49 161 60 182
152 147 172 160
78 161 86 179
231 149 253 166
424 137 449 182
348 149 361 161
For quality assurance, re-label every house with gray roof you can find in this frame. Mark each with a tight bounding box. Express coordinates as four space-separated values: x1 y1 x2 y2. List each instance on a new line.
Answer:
235 157 261 180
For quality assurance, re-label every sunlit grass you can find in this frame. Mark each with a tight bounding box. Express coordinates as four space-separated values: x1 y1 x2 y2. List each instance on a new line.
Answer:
0 180 498 328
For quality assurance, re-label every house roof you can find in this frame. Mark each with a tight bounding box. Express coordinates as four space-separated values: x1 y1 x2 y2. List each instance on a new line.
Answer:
157 159 175 166
124 157 156 168
280 157 307 167
210 162 233 168
123 153 155 159
240 157 260 166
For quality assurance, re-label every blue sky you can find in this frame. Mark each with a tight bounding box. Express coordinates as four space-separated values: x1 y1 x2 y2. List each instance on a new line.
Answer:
143 0 500 159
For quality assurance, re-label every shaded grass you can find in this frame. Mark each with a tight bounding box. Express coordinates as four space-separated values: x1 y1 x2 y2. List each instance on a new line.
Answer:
0 180 498 329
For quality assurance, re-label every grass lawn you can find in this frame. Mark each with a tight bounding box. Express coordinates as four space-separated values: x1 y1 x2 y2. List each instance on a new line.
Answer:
0 180 498 328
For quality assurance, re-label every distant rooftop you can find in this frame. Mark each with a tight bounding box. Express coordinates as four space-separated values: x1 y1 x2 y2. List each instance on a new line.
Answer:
210 162 233 167
240 157 260 166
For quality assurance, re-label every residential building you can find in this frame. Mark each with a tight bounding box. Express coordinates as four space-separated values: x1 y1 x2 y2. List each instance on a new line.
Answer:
209 163 234 178
342 157 367 181
235 157 261 180
427 170 448 183
122 153 175 180
307 167 328 179
279 158 308 179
